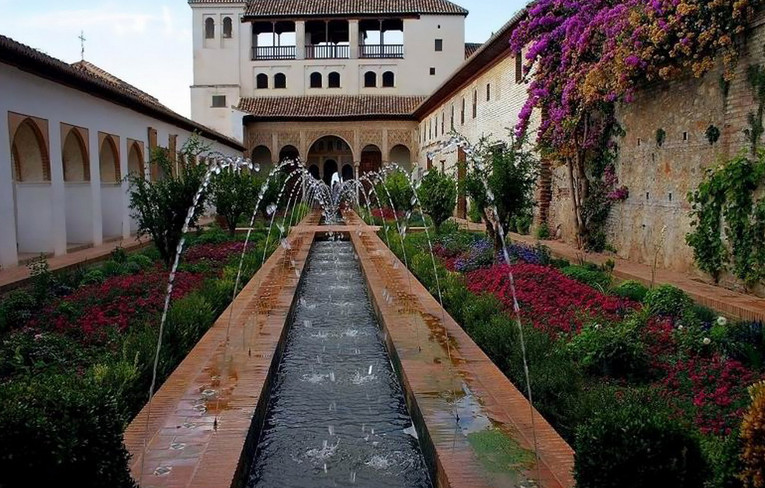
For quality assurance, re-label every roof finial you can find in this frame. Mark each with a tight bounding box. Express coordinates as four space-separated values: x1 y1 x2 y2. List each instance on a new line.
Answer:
78 30 86 61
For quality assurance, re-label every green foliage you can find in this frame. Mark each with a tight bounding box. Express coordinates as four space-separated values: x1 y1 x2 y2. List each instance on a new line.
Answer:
699 434 742 488
418 170 457 231
567 316 649 380
466 136 538 248
612 280 649 302
656 128 667 147
687 151 765 286
574 390 706 488
0 290 36 332
468 199 483 223
377 171 414 214
706 125 721 146
210 168 259 235
535 223 551 240
80 269 106 286
102 260 127 277
644 284 693 317
110 246 128 264
27 255 53 303
128 137 210 267
127 253 154 271
436 219 460 236
467 428 535 474
0 375 136 488
561 265 612 291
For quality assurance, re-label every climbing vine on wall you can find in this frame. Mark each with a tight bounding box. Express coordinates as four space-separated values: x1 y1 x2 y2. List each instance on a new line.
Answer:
686 151 765 288
510 0 759 248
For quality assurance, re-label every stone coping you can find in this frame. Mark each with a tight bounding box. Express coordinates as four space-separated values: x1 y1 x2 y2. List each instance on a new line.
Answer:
345 211 575 488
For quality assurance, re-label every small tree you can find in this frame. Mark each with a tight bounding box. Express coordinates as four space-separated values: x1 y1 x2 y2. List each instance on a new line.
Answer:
210 169 259 235
466 136 538 249
128 136 209 267
258 172 287 218
377 171 415 214
418 170 457 231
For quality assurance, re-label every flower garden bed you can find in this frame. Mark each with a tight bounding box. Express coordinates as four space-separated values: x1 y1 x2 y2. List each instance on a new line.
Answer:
385 228 765 487
0 225 278 488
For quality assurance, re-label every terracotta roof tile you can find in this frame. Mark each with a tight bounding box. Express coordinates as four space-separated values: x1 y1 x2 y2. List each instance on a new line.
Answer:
0 35 243 150
239 95 424 119
242 0 468 18
464 42 482 59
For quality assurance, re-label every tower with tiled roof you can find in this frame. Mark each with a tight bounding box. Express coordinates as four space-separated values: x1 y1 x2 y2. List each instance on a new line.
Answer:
189 0 468 139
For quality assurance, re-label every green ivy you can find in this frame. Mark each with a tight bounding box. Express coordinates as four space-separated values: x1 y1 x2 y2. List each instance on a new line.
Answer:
686 151 765 287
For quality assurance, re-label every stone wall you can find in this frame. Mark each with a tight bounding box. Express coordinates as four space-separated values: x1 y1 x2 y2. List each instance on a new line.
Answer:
547 13 765 293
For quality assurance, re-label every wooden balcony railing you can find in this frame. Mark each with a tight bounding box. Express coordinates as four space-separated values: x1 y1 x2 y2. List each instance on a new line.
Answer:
252 45 296 60
360 44 404 59
305 44 350 59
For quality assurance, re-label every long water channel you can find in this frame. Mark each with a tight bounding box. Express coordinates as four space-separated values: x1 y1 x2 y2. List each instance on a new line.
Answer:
246 239 433 488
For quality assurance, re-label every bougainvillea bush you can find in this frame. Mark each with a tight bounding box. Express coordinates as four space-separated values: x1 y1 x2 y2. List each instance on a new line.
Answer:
385 226 765 486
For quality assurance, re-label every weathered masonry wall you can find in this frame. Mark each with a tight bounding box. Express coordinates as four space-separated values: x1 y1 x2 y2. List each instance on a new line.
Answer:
548 12 765 293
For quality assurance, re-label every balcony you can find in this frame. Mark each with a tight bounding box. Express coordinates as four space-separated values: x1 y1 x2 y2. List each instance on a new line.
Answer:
305 44 350 60
252 45 296 60
360 44 404 59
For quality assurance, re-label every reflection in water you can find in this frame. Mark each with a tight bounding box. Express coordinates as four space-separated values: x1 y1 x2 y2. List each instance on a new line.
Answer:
247 241 432 488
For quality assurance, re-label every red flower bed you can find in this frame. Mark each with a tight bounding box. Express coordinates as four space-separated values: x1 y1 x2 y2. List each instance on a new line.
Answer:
185 241 245 264
31 269 204 339
465 263 636 336
663 354 756 436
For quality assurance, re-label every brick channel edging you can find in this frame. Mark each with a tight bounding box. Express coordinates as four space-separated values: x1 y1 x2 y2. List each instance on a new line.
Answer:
345 212 575 488
123 212 320 488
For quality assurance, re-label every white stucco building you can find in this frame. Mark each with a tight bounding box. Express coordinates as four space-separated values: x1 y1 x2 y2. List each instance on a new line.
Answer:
0 35 244 270
189 0 469 139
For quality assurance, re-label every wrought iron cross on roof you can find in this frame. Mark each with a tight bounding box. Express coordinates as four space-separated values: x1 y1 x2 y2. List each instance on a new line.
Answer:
78 30 86 61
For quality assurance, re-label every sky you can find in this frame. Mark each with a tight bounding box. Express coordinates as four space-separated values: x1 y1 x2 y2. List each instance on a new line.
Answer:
0 0 528 117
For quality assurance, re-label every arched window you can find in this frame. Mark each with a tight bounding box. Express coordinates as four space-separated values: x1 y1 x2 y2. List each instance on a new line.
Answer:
99 136 120 183
204 18 215 39
222 17 233 38
62 129 89 182
328 72 341 88
256 73 269 89
274 73 286 89
11 118 50 182
310 72 322 88
382 71 395 87
364 71 377 88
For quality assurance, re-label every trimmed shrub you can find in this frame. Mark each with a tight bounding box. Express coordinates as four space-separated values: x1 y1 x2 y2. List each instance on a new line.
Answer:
80 269 106 286
567 316 649 380
612 280 649 302
127 253 154 270
574 390 706 488
561 265 612 290
0 375 136 488
418 170 457 231
644 284 693 317
0 290 36 331
101 260 127 277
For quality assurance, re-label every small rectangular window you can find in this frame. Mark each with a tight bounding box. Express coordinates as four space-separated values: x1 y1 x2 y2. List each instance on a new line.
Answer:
461 98 465 125
429 67 436 76
486 83 491 101
472 90 477 119
212 95 226 108
515 54 523 83
435 39 443 52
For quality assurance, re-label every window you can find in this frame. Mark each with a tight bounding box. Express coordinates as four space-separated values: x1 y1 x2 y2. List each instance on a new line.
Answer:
212 95 226 107
328 72 341 88
429 67 436 76
256 73 269 89
515 54 523 83
222 17 233 38
435 39 443 51
364 71 377 88
460 98 465 125
441 112 445 135
310 72 322 88
450 105 454 130
382 71 395 88
486 83 491 101
274 73 286 89
472 90 477 118
204 18 215 39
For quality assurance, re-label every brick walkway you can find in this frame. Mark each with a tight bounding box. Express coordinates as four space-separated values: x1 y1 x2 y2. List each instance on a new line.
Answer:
454 219 765 323
124 211 574 488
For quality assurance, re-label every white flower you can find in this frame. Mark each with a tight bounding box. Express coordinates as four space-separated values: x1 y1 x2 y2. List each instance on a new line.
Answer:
593 324 602 331
716 316 728 327
677 325 684 331
703 337 711 346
